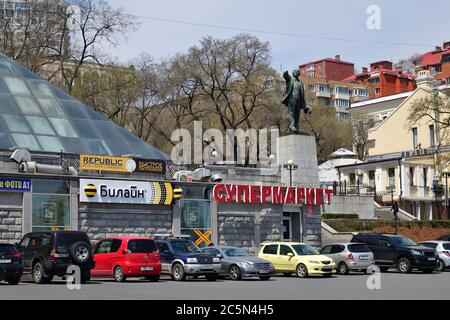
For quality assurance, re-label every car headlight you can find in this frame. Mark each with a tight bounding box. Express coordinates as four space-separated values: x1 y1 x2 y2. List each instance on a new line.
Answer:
240 262 253 269
213 257 220 263
411 250 422 256
187 258 198 263
308 260 320 264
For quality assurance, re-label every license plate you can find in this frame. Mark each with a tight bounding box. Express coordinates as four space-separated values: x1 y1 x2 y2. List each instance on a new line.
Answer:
359 256 369 261
0 259 11 264
259 270 269 274
140 266 153 271
322 268 332 272
427 258 435 261
201 265 213 270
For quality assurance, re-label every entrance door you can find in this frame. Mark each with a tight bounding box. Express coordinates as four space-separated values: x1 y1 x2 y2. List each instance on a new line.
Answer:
283 214 292 241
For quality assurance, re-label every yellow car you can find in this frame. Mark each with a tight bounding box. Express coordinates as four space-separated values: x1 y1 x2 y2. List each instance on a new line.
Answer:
258 242 336 278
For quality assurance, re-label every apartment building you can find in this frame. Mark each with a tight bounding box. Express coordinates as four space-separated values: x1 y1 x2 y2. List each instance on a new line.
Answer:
344 61 416 98
299 55 355 81
337 72 449 220
413 41 450 89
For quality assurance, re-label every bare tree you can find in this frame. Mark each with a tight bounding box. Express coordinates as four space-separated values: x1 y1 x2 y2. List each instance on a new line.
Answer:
352 113 374 160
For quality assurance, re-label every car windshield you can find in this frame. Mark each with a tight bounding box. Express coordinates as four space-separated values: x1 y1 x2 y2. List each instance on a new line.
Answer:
0 244 17 254
223 247 249 257
391 236 417 246
128 240 157 253
292 244 319 256
348 244 370 253
171 240 202 253
443 243 450 250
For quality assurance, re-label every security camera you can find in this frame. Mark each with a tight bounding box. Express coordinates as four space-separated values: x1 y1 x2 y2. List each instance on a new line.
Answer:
210 174 223 183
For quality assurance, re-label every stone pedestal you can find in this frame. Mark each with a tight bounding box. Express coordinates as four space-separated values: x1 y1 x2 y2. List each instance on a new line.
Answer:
277 134 321 247
277 135 320 188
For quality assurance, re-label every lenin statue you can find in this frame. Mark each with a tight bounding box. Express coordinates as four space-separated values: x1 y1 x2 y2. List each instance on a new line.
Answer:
281 69 312 134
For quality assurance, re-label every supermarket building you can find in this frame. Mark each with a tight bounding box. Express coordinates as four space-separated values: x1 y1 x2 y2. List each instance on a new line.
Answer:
0 54 324 251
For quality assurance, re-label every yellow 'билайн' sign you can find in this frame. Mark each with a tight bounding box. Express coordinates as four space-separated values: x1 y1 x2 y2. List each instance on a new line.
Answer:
79 155 137 173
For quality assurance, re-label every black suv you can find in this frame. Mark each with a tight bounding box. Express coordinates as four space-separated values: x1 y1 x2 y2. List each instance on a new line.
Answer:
0 243 23 285
17 231 95 284
351 233 438 273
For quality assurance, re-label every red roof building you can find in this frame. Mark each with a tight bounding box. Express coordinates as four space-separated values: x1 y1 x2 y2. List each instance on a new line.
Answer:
413 42 450 87
344 60 416 98
299 55 355 81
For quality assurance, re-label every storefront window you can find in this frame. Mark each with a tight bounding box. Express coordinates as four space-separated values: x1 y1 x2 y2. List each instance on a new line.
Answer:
180 199 211 247
32 179 71 231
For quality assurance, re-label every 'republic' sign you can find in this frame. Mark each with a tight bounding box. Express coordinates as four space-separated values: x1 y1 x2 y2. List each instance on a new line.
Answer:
79 155 136 173
0 178 31 192
212 184 333 206
79 179 174 205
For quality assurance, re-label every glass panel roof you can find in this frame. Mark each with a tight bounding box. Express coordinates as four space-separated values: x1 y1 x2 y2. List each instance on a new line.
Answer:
0 53 168 159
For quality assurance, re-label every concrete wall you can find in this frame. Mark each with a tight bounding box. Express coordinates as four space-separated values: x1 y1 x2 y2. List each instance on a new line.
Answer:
217 202 282 255
323 195 374 219
0 193 23 243
321 222 354 246
79 203 173 241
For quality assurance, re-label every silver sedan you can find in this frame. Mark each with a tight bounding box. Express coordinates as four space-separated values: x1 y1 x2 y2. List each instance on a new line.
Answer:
203 246 275 280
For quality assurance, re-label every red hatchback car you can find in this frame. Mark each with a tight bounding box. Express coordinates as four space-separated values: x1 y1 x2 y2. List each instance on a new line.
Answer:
91 237 161 282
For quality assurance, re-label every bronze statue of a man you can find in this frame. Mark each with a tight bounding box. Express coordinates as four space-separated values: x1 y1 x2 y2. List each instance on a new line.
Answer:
281 69 311 134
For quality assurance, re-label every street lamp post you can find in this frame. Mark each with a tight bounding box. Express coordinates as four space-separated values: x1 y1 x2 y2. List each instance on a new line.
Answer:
283 160 298 187
444 172 450 219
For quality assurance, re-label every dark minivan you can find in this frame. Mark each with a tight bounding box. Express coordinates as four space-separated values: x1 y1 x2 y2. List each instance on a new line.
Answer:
0 243 23 285
17 231 95 284
351 233 438 273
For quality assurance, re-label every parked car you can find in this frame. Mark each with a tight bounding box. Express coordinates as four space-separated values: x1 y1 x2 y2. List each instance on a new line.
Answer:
437 234 450 241
203 246 275 280
418 241 450 271
92 236 161 282
155 235 221 281
258 242 335 278
320 243 374 275
0 243 23 285
16 231 95 284
351 233 438 273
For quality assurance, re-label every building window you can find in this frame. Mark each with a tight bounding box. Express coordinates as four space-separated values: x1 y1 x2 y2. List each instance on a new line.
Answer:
431 66 442 75
334 99 350 108
423 168 428 187
443 55 450 63
308 84 315 91
369 77 380 84
349 173 356 185
335 86 349 94
306 65 315 71
412 127 418 149
32 179 71 232
375 88 381 94
307 72 315 78
353 88 368 96
388 168 395 188
409 167 415 187
368 171 375 189
180 199 211 247
429 125 435 147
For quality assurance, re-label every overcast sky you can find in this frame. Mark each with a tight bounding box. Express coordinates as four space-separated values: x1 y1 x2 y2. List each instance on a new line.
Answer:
106 0 450 71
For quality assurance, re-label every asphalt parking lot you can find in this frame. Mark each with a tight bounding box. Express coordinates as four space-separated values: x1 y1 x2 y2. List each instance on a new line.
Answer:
1 270 449 300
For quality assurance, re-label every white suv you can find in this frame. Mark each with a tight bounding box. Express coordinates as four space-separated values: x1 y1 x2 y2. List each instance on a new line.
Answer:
418 241 450 271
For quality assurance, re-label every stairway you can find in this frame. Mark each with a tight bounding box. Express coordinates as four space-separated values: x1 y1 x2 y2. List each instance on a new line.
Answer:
373 201 418 221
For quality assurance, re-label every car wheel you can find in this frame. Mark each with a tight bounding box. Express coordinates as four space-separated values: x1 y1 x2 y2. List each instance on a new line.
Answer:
70 241 92 264
397 258 412 273
171 263 186 281
114 266 126 282
6 276 21 285
146 275 160 282
283 273 292 277
228 265 242 281
421 268 434 274
32 262 52 284
338 262 350 275
296 264 308 278
259 276 271 280
437 259 446 272
206 274 218 281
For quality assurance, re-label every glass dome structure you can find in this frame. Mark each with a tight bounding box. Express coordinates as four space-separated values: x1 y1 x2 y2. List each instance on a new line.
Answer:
0 53 167 160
